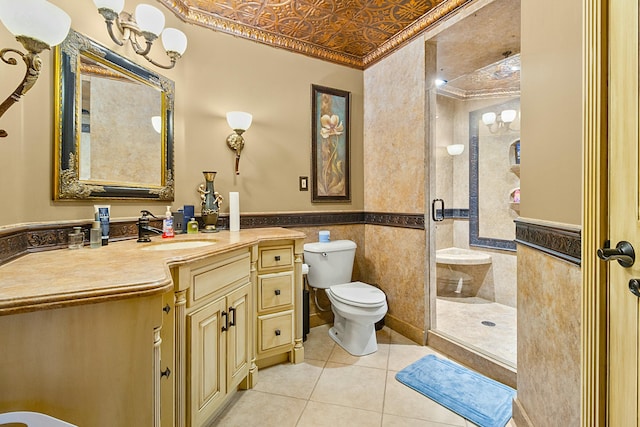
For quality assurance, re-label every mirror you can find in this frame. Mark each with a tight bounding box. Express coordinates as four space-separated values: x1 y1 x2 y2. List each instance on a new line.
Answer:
469 97 520 251
54 29 174 200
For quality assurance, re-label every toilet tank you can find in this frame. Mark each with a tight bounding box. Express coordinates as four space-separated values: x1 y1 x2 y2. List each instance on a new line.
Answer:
303 240 357 289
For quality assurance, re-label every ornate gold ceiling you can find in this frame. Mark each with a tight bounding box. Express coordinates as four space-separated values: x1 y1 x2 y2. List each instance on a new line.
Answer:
159 0 472 69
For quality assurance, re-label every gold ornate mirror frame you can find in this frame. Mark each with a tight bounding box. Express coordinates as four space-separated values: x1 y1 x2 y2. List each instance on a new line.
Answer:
53 29 175 201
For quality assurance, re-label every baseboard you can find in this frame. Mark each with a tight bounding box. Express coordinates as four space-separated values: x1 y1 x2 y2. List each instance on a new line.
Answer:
427 330 516 389
512 397 533 427
384 314 425 345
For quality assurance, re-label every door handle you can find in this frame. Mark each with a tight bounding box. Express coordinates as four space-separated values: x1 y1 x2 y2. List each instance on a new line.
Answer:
229 306 236 327
221 311 228 332
432 199 445 222
629 279 640 298
597 240 635 268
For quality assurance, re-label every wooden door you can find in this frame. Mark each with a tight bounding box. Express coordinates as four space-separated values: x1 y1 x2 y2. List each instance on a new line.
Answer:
608 0 640 423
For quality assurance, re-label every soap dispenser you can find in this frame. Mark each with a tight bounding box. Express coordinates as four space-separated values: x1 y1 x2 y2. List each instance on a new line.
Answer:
162 206 175 238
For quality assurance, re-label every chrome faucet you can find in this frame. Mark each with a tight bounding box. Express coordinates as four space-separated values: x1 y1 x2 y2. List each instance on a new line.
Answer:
137 210 163 242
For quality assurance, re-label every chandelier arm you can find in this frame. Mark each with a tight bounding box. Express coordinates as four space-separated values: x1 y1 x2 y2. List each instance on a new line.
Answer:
130 34 153 56
0 47 42 138
142 53 177 70
105 20 125 46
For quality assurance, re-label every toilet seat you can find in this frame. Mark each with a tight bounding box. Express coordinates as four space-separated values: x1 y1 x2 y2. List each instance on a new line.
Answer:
328 281 386 308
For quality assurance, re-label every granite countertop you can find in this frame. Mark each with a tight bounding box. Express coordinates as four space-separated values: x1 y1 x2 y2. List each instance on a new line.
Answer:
0 228 305 316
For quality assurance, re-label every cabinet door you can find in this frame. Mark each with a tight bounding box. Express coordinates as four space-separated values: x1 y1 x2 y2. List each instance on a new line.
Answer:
187 297 226 427
226 283 250 391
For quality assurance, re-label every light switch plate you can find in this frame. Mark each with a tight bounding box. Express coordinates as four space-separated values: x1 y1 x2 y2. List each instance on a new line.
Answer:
299 176 308 191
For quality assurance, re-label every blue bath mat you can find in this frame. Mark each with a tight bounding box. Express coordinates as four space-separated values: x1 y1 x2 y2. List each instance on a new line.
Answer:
395 354 516 427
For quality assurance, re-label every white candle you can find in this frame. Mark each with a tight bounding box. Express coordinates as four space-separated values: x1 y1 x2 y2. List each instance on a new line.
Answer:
229 192 240 231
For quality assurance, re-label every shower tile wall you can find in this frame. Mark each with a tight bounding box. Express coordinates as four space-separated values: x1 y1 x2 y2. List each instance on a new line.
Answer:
436 94 517 308
363 225 426 343
363 37 428 344
435 96 456 251
515 244 580 425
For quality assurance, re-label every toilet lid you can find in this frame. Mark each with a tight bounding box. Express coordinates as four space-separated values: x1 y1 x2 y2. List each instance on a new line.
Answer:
329 281 386 306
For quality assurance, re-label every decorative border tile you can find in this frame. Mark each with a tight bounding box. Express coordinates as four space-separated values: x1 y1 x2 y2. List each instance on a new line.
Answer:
515 219 581 265
240 212 365 228
0 211 426 265
364 212 425 229
435 208 469 219
1 215 581 268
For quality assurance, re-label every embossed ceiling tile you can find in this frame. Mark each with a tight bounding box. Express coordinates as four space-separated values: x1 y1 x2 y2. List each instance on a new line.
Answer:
165 0 481 68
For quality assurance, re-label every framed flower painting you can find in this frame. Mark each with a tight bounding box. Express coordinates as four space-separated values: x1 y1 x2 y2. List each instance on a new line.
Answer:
311 84 351 202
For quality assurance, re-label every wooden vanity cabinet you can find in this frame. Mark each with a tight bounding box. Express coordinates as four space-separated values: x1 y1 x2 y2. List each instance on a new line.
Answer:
162 237 304 427
0 294 164 427
167 248 252 427
255 240 304 367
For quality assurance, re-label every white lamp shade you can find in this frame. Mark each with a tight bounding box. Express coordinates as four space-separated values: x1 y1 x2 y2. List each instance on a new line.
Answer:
135 4 165 36
446 144 465 156
151 116 162 134
227 111 253 131
482 112 496 125
0 0 71 47
92 0 125 13
162 28 188 55
501 109 517 123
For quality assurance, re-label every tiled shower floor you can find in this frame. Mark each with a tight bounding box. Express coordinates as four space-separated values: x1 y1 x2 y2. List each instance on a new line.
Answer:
435 297 517 367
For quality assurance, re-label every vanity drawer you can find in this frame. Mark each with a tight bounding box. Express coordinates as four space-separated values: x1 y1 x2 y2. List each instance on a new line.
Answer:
190 252 250 305
258 272 294 312
258 311 294 352
259 246 293 271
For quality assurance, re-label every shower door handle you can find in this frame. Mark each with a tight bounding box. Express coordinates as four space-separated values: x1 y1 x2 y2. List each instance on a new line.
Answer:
432 199 445 222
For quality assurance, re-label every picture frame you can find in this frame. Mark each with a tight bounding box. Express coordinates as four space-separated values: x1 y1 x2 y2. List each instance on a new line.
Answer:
311 84 351 202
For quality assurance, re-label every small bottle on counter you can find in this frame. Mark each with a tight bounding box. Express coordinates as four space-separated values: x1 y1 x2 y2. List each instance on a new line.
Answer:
90 221 102 248
187 218 199 234
68 227 83 250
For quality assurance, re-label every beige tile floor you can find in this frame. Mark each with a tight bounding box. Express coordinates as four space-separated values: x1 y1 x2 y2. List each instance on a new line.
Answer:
210 324 517 427
436 297 517 367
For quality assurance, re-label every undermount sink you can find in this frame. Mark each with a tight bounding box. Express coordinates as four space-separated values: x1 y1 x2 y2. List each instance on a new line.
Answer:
141 240 216 251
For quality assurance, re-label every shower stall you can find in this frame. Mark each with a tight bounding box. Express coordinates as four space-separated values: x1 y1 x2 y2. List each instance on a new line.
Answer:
425 0 520 377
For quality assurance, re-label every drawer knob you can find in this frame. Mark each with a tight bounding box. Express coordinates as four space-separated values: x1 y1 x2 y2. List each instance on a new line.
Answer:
163 304 171 314
275 255 281 261
274 289 281 296
275 329 281 336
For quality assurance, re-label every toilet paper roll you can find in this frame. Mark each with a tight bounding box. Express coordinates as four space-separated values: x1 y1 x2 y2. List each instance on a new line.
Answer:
229 192 240 232
302 263 309 275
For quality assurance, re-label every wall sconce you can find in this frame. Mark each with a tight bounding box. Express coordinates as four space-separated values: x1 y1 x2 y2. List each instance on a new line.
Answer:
0 0 71 138
92 0 187 69
481 109 519 133
226 111 252 175
446 144 465 156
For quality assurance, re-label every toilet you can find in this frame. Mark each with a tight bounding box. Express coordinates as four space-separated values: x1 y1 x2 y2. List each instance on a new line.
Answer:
304 240 387 356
